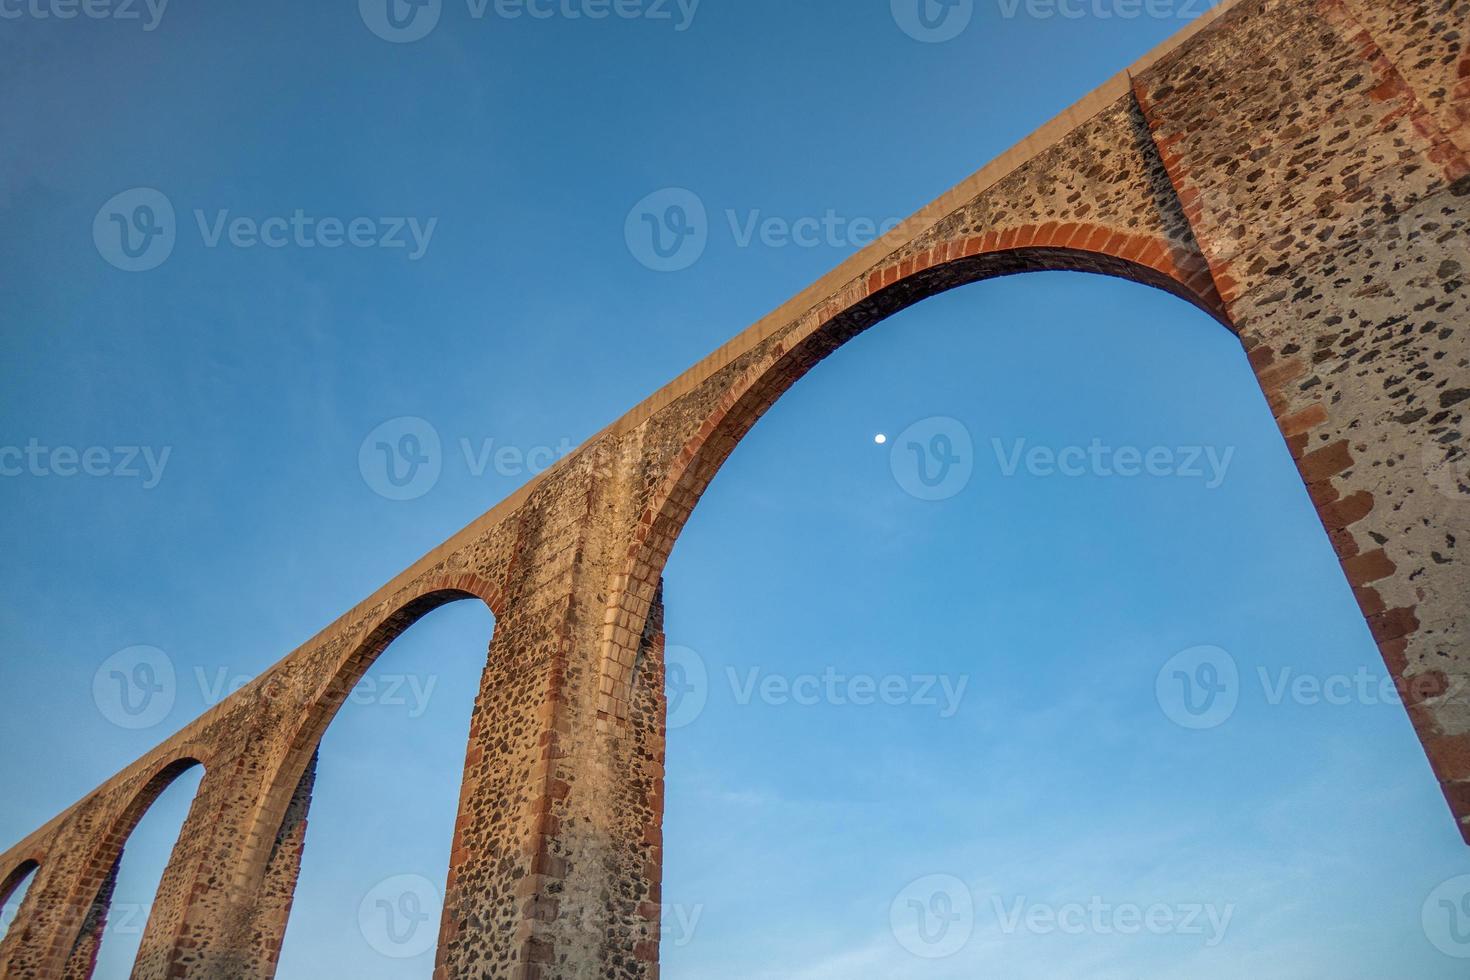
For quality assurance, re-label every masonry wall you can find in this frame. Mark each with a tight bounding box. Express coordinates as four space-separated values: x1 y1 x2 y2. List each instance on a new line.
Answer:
0 1 1465 976
1135 0 1470 826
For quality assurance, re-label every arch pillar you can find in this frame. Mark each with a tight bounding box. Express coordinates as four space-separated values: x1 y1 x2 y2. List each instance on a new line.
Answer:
237 751 318 979
59 858 116 980
432 448 669 978
128 748 319 980
0 841 89 976
0 758 203 978
0 859 45 974
1132 0 1470 839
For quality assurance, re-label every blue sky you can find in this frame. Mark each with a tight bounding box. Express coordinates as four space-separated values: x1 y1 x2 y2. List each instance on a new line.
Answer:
1 0 1467 976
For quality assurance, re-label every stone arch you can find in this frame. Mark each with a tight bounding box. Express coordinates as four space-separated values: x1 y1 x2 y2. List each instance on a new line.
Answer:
225 573 502 957
597 227 1230 721
0 859 40 933
1457 47 1470 130
1 859 40 906
50 755 206 977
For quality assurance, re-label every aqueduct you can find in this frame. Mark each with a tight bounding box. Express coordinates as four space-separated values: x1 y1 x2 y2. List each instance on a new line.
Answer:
3 0 1469 975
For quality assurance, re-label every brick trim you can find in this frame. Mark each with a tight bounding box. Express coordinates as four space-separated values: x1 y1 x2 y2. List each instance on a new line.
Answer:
0 857 42 950
1245 337 1469 841
0 858 40 906
1318 0 1470 184
1130 75 1242 309
596 226 1230 723
1457 48 1470 129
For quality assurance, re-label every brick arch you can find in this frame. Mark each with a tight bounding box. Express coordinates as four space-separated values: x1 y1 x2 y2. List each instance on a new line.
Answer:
40 755 205 977
225 573 502 952
596 226 1231 720
0 858 40 926
1457 48 1470 129
0 858 41 956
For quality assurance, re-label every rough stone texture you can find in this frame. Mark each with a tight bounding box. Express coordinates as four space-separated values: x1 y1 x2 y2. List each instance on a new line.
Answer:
1135 0 1470 825
1 1 1466 975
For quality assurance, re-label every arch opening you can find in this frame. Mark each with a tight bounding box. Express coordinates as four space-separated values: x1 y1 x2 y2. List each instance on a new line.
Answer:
271 591 496 978
650 268 1467 975
601 239 1230 718
234 579 503 899
0 860 39 945
69 757 205 979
